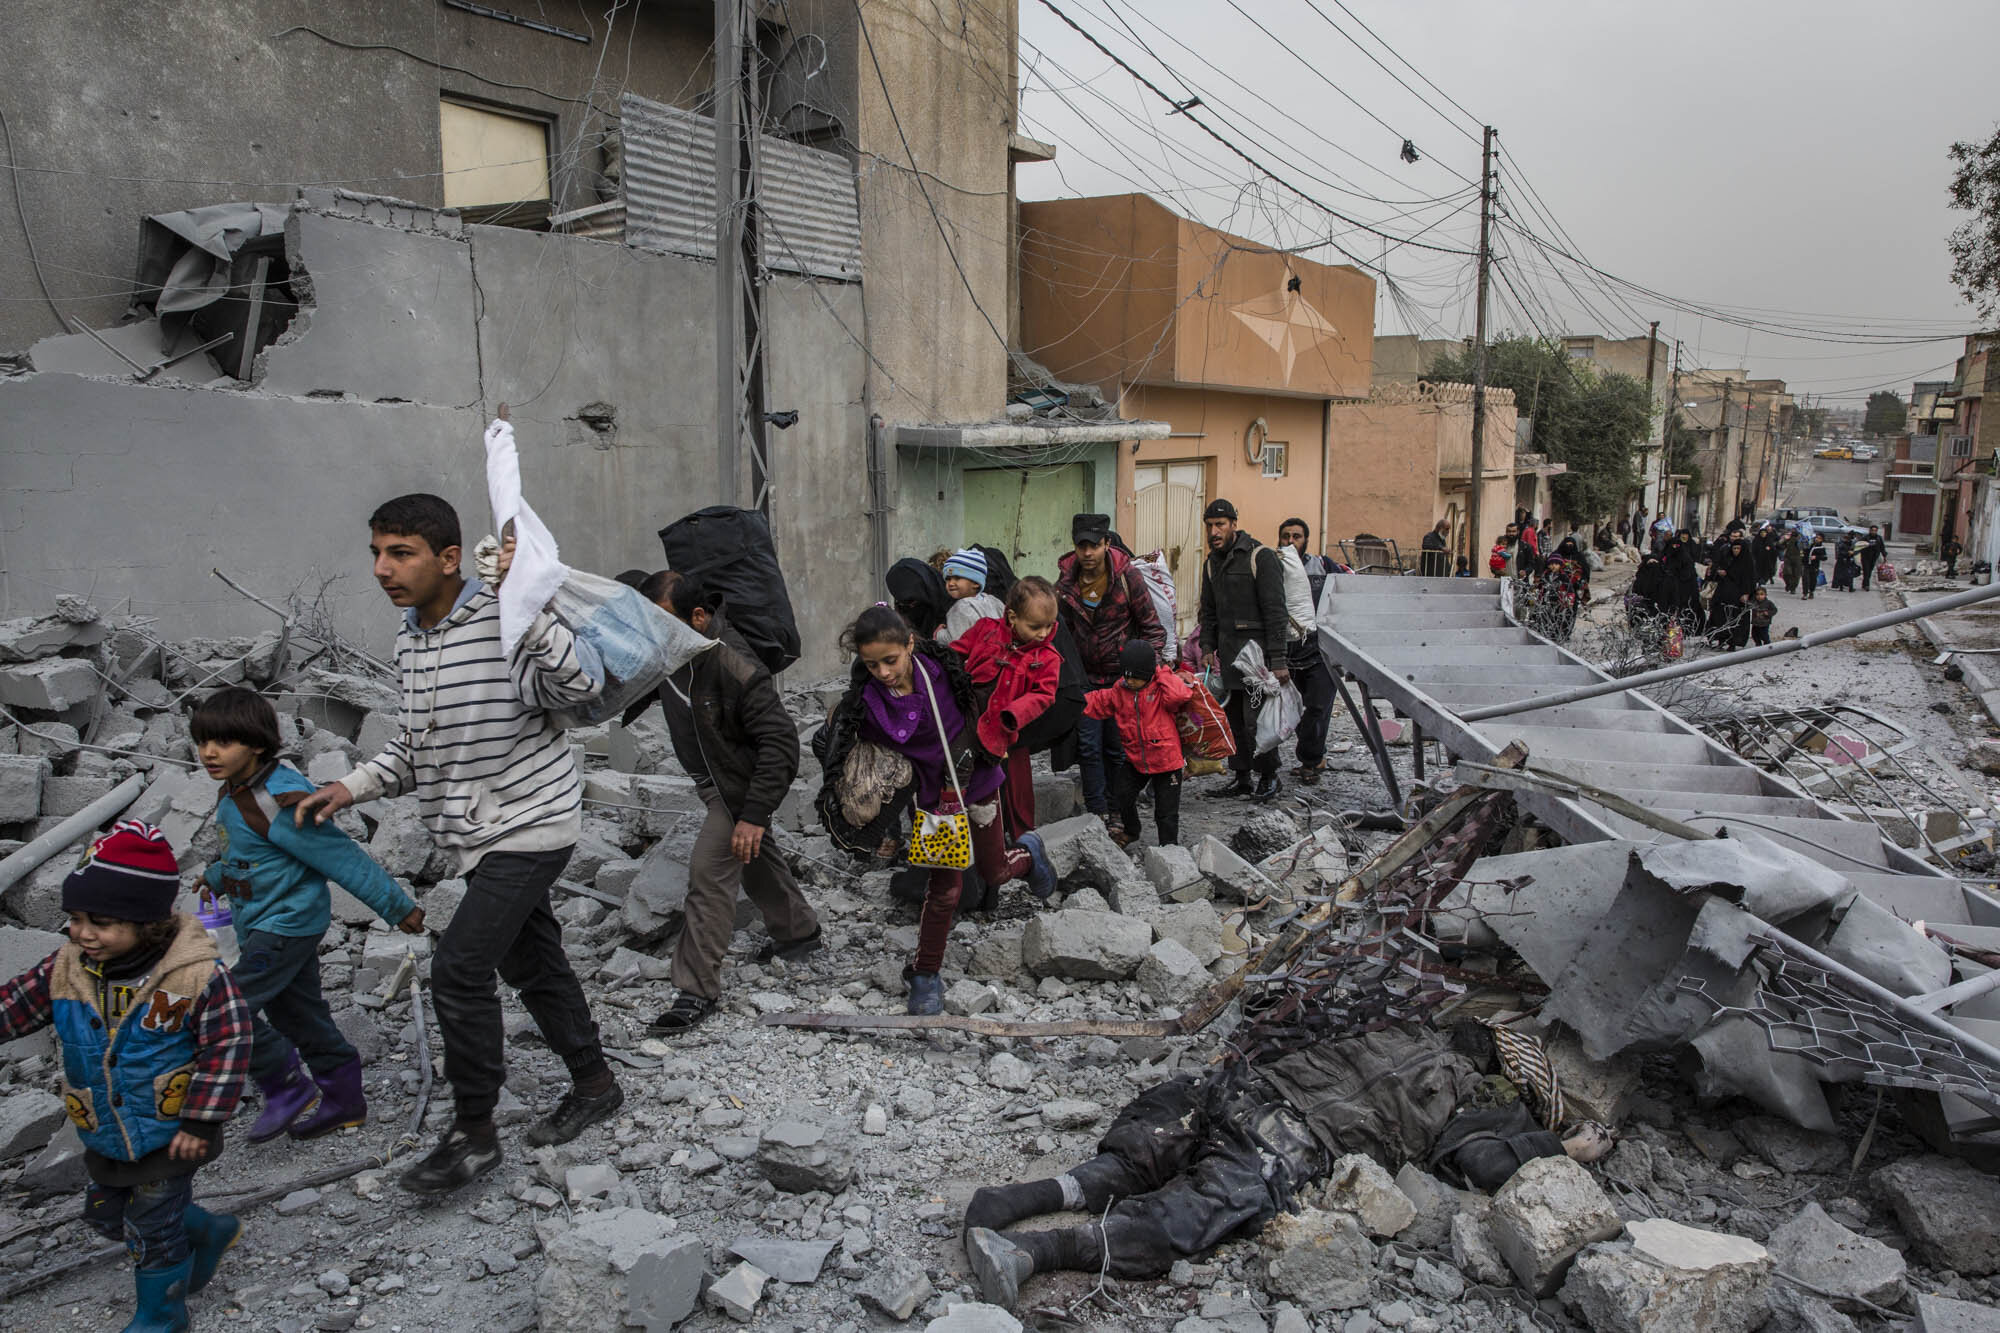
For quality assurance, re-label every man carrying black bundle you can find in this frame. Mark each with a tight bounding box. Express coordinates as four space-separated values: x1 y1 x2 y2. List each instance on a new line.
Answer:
1197 499 1287 801
636 571 819 1036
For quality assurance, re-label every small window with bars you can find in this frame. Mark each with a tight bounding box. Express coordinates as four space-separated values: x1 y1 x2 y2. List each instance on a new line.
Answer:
1951 435 1974 458
1261 441 1288 478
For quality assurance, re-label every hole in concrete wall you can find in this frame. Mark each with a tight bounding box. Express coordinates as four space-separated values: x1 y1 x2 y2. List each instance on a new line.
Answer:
167 234 302 382
565 402 619 450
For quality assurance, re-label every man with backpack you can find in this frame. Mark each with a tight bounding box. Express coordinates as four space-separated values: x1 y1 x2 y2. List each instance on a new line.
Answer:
634 571 819 1036
1056 513 1169 825
1198 500 1288 801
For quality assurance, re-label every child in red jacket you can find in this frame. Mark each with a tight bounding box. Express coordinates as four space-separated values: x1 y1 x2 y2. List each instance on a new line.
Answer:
1083 641 1192 846
953 577 1065 847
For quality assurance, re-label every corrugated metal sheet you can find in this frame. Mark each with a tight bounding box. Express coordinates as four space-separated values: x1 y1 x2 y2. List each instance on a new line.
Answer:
618 92 861 282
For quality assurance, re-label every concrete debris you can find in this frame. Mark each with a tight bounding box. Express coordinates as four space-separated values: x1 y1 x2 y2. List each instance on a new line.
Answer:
1139 841 1204 899
924 1303 1024 1333
1258 1205 1376 1311
1764 1282 1861 1333
0 657 100 712
704 1260 768 1322
1487 1155 1624 1296
535 1206 698 1330
0 1090 65 1157
1020 909 1152 980
1913 1292 2000 1331
1765 1202 1907 1311
756 1115 858 1194
858 1255 936 1321
1310 1153 1416 1238
1393 1164 1458 1250
1733 1117 1849 1176
1873 1155 2000 1276
1561 1219 1772 1333
1194 835 1280 903
727 1236 836 1283
1541 1031 1641 1125
1229 808 1301 862
1135 936 1210 1006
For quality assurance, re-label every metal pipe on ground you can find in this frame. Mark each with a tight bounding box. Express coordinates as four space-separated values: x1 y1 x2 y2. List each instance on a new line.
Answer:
0 774 145 894
1462 581 2000 722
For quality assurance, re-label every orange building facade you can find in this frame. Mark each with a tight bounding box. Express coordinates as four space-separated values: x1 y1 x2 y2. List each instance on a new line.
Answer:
1018 195 1375 625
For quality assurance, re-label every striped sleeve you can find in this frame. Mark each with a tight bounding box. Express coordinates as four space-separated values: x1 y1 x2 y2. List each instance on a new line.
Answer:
510 609 605 711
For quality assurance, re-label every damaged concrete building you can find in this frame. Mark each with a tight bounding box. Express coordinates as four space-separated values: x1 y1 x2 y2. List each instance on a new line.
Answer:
2 0 1115 675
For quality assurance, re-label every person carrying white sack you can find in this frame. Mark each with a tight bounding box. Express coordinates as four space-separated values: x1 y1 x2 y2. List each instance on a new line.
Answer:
295 414 712 1195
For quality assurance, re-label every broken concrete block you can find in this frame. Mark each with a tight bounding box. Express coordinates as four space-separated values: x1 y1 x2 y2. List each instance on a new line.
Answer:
1038 1098 1102 1130
1763 1282 1860 1333
420 878 467 936
704 1261 767 1322
1021 910 1152 981
1149 899 1222 966
622 833 694 940
0 658 99 712
726 1236 836 1284
534 1206 696 1330
925 1304 1023 1333
366 801 431 879
0 753 49 822
1195 835 1278 902
1912 1291 2000 1332
1543 1031 1641 1125
0 1090 66 1159
599 946 671 983
607 714 672 775
1258 1206 1375 1311
1488 1155 1623 1296
1765 1202 1905 1312
20 1121 86 1195
567 825 626 886
1139 842 1202 899
565 1161 619 1203
1033 772 1082 826
858 1255 935 1321
1229 807 1301 862
967 926 1026 984
1872 1155 2000 1276
1033 812 1152 907
625 1239 708 1331
0 606 104 664
1561 1219 1771 1333
1313 1154 1416 1238
1966 739 2000 776
1394 1164 1458 1250
757 1116 857 1194
630 774 705 838
1733 1116 1848 1175
944 978 1000 1016
1452 1209 1512 1288
1135 936 1209 1007
40 774 119 819
986 1052 1035 1091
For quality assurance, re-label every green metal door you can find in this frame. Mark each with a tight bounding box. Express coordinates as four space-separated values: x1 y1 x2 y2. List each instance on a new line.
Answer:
963 464 1092 582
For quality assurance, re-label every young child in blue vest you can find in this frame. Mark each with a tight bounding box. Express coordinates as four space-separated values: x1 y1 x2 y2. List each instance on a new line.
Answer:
0 820 253 1330
192 687 425 1142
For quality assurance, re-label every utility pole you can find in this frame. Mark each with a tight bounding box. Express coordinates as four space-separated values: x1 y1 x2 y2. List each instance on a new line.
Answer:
1666 341 1681 529
1467 124 1496 566
1642 320 1660 515
713 0 770 512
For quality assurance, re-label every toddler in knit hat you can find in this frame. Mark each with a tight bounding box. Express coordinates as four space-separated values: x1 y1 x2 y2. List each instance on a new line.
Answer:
0 820 253 1328
939 546 1005 645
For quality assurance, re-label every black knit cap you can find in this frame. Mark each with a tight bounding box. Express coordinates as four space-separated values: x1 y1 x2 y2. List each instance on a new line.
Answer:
1119 640 1157 680
63 820 181 922
1203 498 1238 522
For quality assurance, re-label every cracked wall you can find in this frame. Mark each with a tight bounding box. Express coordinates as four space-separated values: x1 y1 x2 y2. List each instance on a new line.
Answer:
0 204 868 677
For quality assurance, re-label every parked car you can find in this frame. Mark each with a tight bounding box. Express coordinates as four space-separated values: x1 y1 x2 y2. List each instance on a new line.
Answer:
1853 444 1879 461
1822 445 1854 460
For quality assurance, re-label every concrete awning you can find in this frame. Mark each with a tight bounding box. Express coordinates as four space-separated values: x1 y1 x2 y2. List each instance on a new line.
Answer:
1008 133 1057 164
1438 460 1569 482
893 419 1171 450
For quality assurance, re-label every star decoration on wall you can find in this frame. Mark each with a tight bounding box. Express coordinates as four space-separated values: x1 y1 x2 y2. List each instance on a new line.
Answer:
1232 290 1340 383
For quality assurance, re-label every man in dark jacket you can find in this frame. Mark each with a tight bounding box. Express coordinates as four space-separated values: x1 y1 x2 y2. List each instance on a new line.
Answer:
636 572 819 1036
1198 499 1287 800
1857 525 1887 589
1056 513 1168 821
1277 518 1336 785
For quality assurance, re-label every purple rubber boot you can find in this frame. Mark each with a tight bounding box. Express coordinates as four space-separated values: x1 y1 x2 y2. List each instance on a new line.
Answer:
247 1052 319 1143
287 1057 367 1140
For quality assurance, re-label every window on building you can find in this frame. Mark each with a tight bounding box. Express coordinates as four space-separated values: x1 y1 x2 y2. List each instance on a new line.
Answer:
439 98 553 226
1951 435 1974 458
1261 441 1289 478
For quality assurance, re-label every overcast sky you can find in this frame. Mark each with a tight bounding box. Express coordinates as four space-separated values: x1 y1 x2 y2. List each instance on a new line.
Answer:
1015 0 1995 405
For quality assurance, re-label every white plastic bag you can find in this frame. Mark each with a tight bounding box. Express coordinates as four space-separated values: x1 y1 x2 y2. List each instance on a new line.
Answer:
1131 549 1179 652
482 415 715 727
1276 545 1316 640
1231 641 1303 756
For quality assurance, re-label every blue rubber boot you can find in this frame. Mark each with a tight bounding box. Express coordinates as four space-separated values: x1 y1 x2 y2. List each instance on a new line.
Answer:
120 1257 192 1333
907 972 945 1015
1015 831 1057 901
182 1204 242 1294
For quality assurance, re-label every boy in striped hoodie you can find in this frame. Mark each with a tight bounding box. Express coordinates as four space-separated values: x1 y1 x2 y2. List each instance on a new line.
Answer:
295 493 621 1196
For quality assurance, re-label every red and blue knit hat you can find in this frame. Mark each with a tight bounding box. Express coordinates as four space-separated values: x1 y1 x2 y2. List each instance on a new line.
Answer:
63 820 180 922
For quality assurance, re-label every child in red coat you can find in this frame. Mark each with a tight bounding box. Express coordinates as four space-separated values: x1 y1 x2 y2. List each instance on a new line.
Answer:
953 577 1065 846
1082 640 1192 846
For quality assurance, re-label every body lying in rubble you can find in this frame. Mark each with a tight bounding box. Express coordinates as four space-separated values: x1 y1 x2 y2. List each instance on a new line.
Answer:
962 1022 1612 1310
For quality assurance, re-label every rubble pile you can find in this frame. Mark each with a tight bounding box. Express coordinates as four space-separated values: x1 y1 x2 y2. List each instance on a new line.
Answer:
2 595 2000 1331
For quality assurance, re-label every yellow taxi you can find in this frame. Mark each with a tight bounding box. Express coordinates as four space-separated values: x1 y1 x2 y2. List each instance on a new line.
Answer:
1821 445 1853 460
